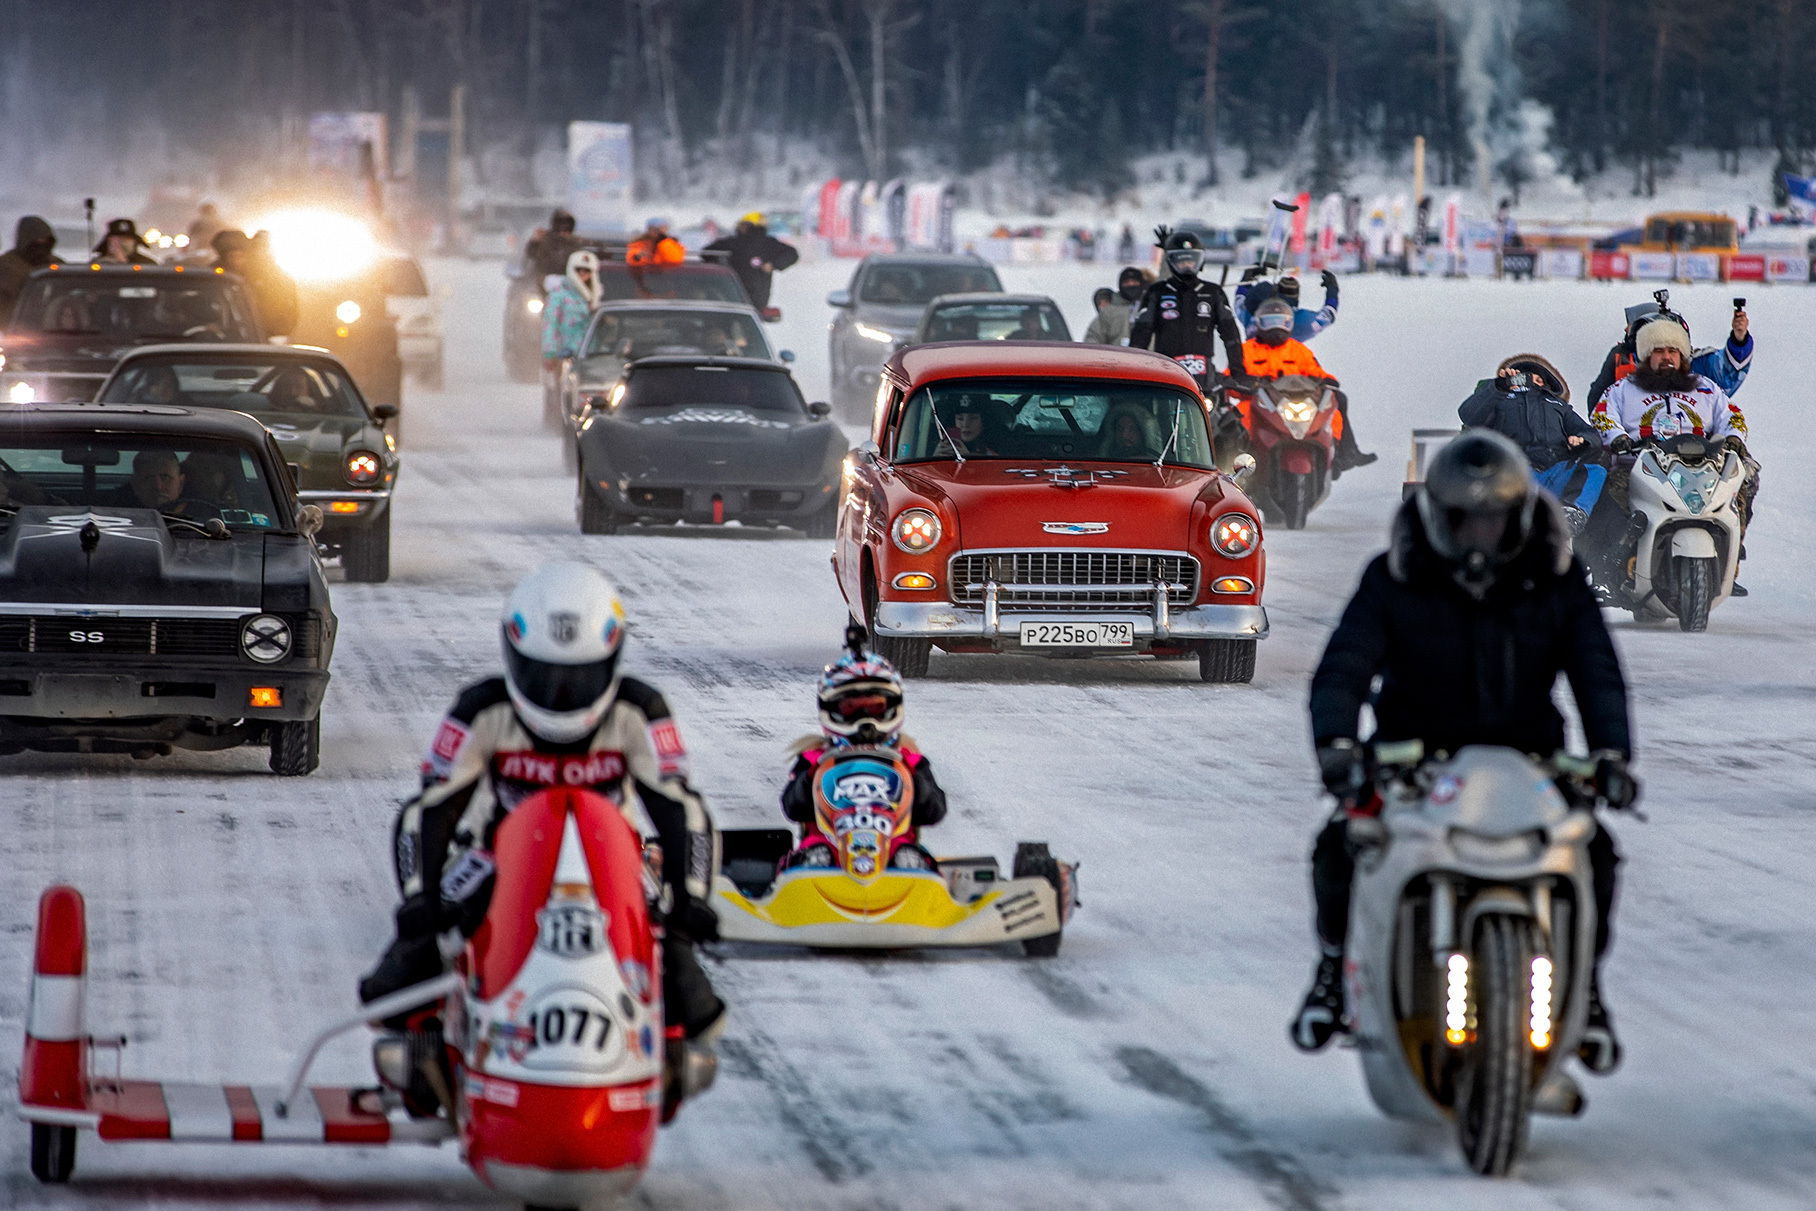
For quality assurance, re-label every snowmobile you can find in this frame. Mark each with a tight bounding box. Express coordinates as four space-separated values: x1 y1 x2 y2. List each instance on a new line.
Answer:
1227 373 1341 529
20 787 709 1209
1339 741 1629 1175
1598 433 1746 631
714 745 1077 956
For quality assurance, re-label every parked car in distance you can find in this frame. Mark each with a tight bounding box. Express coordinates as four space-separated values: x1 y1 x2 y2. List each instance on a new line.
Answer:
96 344 400 581
826 254 1002 419
0 403 335 773
909 293 1071 346
575 355 845 536
834 341 1269 682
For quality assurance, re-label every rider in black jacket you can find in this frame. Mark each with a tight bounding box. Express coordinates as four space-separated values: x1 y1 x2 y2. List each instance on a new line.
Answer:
1457 353 1611 537
1292 432 1634 1076
1128 229 1246 387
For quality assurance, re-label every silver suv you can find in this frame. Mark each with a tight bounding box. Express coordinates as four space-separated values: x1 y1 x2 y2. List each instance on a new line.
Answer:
825 254 1001 418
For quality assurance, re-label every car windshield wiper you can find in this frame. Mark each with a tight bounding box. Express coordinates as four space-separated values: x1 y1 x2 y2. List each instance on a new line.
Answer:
160 512 230 540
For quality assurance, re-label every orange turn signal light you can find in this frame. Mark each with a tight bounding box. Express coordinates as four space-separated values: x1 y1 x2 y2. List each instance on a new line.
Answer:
892 572 937 590
329 500 360 513
1211 576 1254 594
249 686 282 708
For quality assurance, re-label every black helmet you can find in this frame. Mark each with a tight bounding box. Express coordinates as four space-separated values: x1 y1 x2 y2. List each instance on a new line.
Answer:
1416 431 1537 588
1162 231 1205 279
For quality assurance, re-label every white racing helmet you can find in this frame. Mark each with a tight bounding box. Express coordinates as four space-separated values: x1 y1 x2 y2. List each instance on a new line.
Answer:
501 561 627 743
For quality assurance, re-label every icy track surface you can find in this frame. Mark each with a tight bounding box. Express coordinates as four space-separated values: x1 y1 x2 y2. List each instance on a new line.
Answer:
3 256 1813 1210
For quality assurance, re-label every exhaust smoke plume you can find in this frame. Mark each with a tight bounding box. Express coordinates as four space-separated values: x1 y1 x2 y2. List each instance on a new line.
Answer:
1439 0 1574 200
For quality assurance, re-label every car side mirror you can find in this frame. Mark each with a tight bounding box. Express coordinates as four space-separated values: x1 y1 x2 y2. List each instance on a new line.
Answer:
372 402 399 422
1231 452 1257 482
296 503 324 537
827 289 852 308
779 349 796 364
808 401 831 419
855 439 880 464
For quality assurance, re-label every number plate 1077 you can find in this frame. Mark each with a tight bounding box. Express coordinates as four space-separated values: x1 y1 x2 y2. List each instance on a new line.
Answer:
1018 621 1134 648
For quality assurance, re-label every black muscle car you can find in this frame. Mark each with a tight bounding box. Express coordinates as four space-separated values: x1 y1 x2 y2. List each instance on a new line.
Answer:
97 345 400 581
0 264 264 403
0 404 335 774
574 355 845 536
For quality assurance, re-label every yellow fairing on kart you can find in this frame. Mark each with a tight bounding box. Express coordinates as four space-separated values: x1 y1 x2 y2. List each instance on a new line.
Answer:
713 868 1061 949
725 869 993 926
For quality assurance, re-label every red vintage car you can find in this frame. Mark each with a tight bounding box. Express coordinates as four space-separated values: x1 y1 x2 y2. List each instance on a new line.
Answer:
832 342 1268 682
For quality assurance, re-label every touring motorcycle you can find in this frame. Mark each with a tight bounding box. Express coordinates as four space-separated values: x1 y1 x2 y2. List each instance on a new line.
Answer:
714 745 1077 955
20 787 707 1209
1225 373 1341 529
1341 741 1631 1175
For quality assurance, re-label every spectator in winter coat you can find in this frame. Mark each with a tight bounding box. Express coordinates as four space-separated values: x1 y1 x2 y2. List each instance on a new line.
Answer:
1586 297 1752 408
1457 353 1608 531
0 216 61 326
704 212 799 312
1236 270 1340 341
526 208 582 279
94 218 158 266
626 217 685 267
541 249 601 365
1083 287 1131 345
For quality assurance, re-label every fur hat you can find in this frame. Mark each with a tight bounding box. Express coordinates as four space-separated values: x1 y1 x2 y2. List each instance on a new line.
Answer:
1496 353 1570 403
1635 317 1691 362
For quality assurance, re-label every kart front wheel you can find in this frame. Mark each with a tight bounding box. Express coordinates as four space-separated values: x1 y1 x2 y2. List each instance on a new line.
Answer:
578 471 620 535
1013 842 1065 958
31 1122 76 1183
269 715 321 777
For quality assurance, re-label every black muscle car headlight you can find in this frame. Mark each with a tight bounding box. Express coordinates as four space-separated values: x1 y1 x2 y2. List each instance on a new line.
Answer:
1210 512 1259 558
892 508 942 553
241 614 293 664
345 451 382 485
335 300 362 325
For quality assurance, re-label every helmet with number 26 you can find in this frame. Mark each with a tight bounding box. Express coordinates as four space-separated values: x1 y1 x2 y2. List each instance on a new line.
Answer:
501 561 628 743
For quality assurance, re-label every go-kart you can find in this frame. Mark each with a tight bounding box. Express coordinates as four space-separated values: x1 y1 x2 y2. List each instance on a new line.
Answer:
19 788 707 1209
713 745 1078 955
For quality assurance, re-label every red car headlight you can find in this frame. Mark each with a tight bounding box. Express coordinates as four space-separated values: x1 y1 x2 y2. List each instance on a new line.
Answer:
345 450 382 486
1210 512 1259 558
892 508 942 554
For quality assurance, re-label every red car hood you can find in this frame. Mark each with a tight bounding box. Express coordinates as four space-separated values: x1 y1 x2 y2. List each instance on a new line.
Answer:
897 460 1226 550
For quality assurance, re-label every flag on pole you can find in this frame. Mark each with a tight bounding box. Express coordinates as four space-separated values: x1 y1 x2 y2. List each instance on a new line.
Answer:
1785 173 1816 222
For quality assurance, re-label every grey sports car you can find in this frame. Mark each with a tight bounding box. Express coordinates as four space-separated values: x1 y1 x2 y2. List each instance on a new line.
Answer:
574 355 845 536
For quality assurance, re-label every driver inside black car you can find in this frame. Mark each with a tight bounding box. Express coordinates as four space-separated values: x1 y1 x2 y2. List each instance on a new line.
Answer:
136 364 184 406
109 448 219 519
267 367 320 412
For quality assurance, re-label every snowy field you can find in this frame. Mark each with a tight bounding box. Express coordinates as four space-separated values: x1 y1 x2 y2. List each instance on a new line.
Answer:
2 253 1814 1209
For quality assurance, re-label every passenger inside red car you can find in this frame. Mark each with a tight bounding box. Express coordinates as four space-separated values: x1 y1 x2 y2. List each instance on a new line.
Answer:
936 394 1004 457
1099 406 1161 459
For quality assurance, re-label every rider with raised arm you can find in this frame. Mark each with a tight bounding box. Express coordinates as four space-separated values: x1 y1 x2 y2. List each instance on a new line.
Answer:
1240 296 1375 473
1292 432 1635 1075
359 561 726 1117
781 626 947 870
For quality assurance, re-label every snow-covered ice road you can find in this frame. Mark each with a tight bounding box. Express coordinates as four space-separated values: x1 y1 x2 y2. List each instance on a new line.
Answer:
3 253 1814 1209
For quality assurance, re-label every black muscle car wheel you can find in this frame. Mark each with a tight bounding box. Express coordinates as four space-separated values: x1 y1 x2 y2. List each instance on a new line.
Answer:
269 715 321 776
342 513 392 583
578 472 621 535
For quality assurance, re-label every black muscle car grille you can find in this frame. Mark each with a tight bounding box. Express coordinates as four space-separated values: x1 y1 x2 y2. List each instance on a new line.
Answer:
948 551 1199 609
0 615 319 661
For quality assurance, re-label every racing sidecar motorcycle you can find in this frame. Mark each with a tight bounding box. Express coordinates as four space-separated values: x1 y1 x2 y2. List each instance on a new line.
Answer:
714 745 1078 955
19 787 708 1210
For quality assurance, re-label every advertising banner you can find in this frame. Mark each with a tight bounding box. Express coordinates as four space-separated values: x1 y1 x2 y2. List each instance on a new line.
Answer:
566 122 633 234
1676 252 1722 282
1765 254 1811 282
1724 254 1766 282
1590 251 1630 280
1629 251 1676 280
1540 249 1584 280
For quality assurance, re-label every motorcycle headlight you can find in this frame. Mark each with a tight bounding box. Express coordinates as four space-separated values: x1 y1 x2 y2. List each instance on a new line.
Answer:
345 450 382 485
1278 398 1317 424
241 613 293 664
1665 463 1717 514
1210 512 1259 558
335 299 362 325
892 508 942 553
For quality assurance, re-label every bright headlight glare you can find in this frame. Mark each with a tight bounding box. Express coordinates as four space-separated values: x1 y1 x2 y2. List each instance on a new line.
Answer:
252 208 380 282
345 451 381 485
335 299 362 325
892 508 942 553
855 323 898 344
8 381 32 404
1279 398 1317 423
526 297 545 315
1210 512 1258 558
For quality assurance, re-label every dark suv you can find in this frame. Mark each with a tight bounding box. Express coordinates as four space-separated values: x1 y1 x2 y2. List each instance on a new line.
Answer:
825 254 1002 418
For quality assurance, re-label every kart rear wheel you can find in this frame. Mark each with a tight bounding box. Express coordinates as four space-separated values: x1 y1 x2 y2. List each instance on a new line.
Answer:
31 1122 76 1183
1455 913 1536 1176
269 714 321 777
342 512 391 583
1197 638 1256 683
1013 842 1065 958
1673 555 1714 632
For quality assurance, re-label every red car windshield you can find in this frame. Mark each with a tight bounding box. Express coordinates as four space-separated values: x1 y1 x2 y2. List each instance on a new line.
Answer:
894 378 1213 468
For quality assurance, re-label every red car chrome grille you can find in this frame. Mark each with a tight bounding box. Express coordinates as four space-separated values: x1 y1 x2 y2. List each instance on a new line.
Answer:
947 550 1199 609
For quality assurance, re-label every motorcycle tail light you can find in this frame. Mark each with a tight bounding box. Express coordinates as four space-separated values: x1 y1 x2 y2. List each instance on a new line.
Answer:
1210 512 1258 558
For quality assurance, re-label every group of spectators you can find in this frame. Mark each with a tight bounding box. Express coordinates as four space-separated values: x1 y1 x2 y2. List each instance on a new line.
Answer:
0 208 298 337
